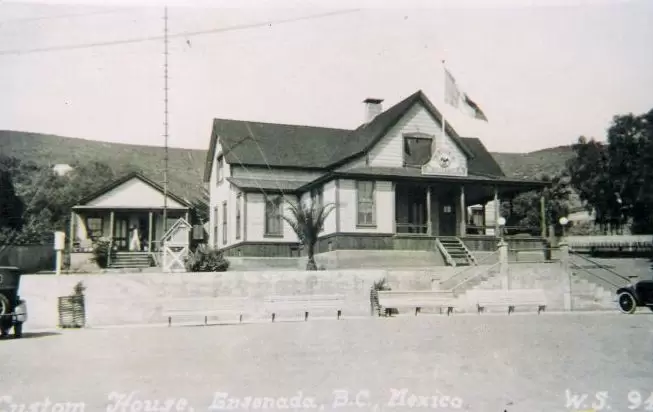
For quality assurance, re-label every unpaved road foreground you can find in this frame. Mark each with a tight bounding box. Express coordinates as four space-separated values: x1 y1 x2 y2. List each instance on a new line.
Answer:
1 312 652 412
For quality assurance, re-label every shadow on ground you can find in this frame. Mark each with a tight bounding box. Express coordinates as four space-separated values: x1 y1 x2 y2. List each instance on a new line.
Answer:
0 331 61 340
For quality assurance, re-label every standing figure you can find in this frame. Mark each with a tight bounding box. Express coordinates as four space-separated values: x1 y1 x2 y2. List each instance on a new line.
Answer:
129 225 141 251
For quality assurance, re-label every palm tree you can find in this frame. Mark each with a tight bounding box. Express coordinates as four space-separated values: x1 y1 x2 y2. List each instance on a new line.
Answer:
282 199 336 270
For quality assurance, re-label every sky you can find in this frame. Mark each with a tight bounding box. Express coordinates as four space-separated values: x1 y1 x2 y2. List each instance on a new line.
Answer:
0 0 652 153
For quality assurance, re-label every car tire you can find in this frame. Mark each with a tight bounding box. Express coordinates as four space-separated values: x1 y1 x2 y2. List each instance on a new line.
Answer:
617 291 637 314
0 293 9 316
0 293 11 335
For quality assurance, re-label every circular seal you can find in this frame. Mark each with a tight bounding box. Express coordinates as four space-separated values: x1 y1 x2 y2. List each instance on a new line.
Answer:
438 151 451 168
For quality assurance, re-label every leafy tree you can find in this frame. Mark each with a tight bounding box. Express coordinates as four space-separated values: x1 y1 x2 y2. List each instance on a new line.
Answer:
567 109 653 234
282 198 335 271
0 166 24 231
500 174 572 236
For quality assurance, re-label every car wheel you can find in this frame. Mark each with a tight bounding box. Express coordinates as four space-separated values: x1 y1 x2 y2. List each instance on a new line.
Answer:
0 293 9 316
617 291 637 314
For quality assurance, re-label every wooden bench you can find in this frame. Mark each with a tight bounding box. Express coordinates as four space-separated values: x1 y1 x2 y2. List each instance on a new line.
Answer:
377 291 457 316
162 297 251 326
264 294 345 322
475 289 547 315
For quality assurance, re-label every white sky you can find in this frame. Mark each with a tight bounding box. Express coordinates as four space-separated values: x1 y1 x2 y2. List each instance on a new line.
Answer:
0 0 651 153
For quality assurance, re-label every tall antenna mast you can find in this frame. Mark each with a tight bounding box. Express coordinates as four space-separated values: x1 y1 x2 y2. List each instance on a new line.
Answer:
163 5 169 233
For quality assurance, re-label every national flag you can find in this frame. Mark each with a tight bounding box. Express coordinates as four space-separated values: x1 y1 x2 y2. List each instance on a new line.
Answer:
443 64 488 122
444 68 461 108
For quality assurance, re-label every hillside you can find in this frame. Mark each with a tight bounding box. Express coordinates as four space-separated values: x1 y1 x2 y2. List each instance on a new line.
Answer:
0 130 575 184
491 145 575 180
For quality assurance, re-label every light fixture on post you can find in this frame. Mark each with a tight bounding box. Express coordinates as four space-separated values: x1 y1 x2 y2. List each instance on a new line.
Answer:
559 216 569 237
497 216 506 240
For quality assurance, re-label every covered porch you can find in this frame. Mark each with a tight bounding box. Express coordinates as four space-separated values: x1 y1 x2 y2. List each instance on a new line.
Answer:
393 177 550 250
68 172 194 269
69 207 189 253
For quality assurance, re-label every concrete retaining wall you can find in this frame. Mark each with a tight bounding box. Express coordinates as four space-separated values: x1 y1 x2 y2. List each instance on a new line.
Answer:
20 269 441 330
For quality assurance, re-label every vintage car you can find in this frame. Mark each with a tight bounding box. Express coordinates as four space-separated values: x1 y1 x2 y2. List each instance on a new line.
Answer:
0 266 27 338
616 280 653 314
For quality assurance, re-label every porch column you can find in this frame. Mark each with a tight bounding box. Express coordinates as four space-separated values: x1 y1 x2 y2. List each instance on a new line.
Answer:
493 186 500 236
540 194 546 237
459 185 466 236
185 210 190 223
148 211 153 251
109 211 115 242
426 187 432 236
68 211 75 251
481 204 487 229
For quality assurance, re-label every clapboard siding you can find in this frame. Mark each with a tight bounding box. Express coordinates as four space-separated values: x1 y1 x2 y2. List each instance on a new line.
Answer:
245 193 299 242
209 141 232 248
368 102 467 172
231 166 322 182
323 181 337 235
339 179 394 233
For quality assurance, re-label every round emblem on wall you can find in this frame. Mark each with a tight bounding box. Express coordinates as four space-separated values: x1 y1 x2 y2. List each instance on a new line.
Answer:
438 151 451 168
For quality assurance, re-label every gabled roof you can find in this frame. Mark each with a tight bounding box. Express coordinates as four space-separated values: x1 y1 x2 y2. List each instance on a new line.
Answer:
75 172 192 207
327 90 474 168
203 90 499 182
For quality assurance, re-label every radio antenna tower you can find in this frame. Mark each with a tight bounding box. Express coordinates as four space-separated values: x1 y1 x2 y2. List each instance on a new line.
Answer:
163 5 169 233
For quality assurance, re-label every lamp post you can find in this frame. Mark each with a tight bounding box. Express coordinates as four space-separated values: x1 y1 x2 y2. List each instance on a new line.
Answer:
559 216 569 238
497 217 506 240
497 216 509 289
558 216 572 311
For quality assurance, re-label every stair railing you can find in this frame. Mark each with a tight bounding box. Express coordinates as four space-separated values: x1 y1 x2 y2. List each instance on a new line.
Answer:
435 238 455 267
450 261 501 296
439 249 501 292
107 237 113 268
569 251 631 290
455 236 478 265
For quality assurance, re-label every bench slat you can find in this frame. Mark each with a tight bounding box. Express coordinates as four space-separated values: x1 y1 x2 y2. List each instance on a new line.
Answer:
376 291 457 316
475 289 547 314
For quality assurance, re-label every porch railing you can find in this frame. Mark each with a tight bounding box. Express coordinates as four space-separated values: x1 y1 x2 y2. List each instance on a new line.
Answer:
395 223 428 235
465 225 542 236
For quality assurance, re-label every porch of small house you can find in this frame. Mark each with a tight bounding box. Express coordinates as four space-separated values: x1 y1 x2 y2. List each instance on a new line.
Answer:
69 207 190 269
393 180 548 265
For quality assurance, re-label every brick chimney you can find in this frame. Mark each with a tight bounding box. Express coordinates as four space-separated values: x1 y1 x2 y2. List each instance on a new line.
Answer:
364 98 383 123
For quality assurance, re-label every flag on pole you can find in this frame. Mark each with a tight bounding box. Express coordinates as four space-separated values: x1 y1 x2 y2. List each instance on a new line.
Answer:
443 65 488 122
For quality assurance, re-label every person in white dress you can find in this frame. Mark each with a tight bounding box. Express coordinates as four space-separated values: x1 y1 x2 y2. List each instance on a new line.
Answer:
129 225 141 251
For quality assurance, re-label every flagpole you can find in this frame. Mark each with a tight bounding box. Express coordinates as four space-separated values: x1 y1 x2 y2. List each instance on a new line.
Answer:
441 59 447 143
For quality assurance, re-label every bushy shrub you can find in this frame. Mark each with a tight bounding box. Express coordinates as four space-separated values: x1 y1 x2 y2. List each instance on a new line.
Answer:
91 237 111 268
185 245 230 272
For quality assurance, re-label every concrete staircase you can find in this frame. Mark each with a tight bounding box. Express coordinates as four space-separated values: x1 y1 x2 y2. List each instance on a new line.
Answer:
109 252 152 269
436 237 477 267
452 263 618 312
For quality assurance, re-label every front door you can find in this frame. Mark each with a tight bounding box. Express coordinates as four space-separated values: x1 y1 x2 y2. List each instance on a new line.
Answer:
439 201 457 236
113 217 129 250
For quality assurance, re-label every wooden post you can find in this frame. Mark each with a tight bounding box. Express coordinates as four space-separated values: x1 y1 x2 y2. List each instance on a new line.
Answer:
68 211 75 251
148 211 153 251
540 194 546 237
109 211 115 241
108 211 115 267
459 185 466 236
426 186 432 236
493 186 500 236
185 210 190 223
481 204 487 233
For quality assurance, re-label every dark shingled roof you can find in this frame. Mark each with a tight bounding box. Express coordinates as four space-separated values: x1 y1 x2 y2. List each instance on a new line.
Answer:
203 90 504 184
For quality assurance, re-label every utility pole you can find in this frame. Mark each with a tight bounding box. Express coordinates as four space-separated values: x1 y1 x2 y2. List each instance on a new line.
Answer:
163 5 169 234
